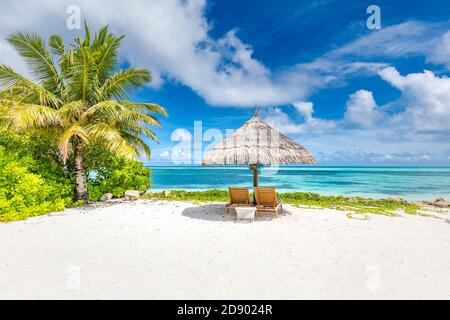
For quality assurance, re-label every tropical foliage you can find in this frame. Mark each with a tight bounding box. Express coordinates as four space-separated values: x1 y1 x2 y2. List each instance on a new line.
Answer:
0 132 74 221
87 150 151 201
0 23 166 203
0 131 152 221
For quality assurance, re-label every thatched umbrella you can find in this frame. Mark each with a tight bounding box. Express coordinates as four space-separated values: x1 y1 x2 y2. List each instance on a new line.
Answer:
202 109 316 188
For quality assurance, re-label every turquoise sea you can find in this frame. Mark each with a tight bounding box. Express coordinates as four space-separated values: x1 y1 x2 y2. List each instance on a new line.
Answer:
149 166 450 200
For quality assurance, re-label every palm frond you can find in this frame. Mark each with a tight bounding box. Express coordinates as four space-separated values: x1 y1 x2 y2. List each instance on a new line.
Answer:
0 87 25 101
120 111 162 127
84 122 123 141
84 101 162 127
67 45 97 103
0 65 62 107
59 123 89 162
84 122 140 159
58 100 85 125
120 131 152 159
110 138 141 159
91 25 109 49
117 121 159 143
83 21 91 47
7 103 61 131
48 35 65 57
95 33 124 82
0 104 9 130
121 102 168 117
83 100 124 120
60 48 75 79
98 68 149 100
7 32 63 93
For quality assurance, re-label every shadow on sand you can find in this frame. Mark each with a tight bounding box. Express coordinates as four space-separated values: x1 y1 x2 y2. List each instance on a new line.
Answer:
181 203 291 223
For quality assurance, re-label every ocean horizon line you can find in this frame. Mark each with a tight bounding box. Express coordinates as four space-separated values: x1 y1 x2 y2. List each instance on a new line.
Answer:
148 166 450 201
146 164 450 169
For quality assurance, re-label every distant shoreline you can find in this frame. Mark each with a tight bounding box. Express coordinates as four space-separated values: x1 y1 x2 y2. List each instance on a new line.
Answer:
145 189 450 207
148 187 448 202
146 165 450 169
147 167 450 201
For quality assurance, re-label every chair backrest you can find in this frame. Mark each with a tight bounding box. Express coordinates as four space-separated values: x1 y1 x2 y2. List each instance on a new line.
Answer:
228 187 250 205
254 187 277 206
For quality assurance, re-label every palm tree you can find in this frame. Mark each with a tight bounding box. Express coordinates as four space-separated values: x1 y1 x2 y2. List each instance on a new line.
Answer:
0 24 167 203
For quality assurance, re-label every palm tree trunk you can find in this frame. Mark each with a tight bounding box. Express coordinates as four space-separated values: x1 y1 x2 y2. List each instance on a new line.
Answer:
74 137 88 203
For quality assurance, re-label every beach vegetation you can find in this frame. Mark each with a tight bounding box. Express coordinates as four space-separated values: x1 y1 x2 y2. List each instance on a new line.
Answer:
87 151 151 201
142 189 423 218
0 131 152 222
0 133 74 221
0 23 166 204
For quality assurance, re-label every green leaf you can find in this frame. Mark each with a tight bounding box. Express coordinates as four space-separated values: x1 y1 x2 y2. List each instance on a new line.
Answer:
7 32 63 93
48 35 65 57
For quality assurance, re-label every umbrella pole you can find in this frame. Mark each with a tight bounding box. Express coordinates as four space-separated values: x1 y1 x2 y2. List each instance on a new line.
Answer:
251 164 259 187
250 164 259 204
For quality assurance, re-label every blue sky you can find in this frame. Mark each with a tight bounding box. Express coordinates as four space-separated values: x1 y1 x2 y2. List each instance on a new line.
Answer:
0 0 450 165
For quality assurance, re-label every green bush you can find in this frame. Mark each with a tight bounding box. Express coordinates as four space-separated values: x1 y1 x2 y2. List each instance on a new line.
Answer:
0 145 74 222
88 155 151 201
0 132 152 221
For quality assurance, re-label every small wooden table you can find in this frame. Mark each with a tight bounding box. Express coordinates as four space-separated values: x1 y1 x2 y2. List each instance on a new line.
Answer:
235 206 256 222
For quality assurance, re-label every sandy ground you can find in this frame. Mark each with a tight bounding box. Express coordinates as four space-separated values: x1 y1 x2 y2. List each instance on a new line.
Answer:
0 200 449 300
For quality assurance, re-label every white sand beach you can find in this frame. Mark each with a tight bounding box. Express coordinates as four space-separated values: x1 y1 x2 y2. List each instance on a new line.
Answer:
0 200 449 300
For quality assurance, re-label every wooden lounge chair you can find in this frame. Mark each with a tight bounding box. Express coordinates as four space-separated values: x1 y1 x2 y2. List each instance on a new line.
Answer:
225 187 251 214
254 187 282 216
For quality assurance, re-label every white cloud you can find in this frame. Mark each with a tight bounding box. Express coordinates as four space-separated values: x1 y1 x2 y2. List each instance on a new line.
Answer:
295 58 388 83
0 0 319 107
1 1 449 165
171 128 192 142
315 149 438 165
171 146 190 164
293 102 314 120
427 30 450 69
169 129 192 164
260 67 450 164
0 41 29 78
159 150 170 160
330 21 441 59
291 21 450 84
217 30 269 78
344 90 383 128
263 102 336 135
263 107 304 134
286 67 450 141
379 67 450 135
263 90 385 137
1 1 448 108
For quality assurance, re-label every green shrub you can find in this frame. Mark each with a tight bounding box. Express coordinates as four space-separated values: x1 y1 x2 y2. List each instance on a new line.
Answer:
0 131 152 221
0 145 74 222
88 155 151 201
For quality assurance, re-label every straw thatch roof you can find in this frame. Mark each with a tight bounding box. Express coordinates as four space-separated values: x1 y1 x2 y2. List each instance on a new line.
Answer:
202 116 316 166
